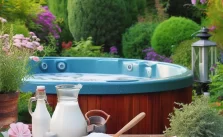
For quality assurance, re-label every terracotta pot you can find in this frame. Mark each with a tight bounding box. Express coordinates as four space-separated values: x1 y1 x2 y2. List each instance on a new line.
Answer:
0 91 19 128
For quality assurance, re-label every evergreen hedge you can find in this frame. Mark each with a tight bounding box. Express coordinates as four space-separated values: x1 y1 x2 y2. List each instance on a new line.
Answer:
47 0 73 41
67 0 145 49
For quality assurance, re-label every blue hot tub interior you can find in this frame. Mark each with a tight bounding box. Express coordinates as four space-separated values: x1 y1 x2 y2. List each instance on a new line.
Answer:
20 57 193 94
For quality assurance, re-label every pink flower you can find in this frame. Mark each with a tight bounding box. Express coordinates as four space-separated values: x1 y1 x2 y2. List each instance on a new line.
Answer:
33 41 40 47
13 42 22 48
25 42 34 49
13 34 24 39
0 17 7 23
191 0 196 5
209 25 216 31
8 122 31 137
13 39 21 43
37 46 44 51
30 56 40 62
2 47 9 53
32 36 37 39
200 0 206 4
29 32 35 36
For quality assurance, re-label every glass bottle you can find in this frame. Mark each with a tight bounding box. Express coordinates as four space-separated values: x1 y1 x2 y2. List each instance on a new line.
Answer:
28 86 51 137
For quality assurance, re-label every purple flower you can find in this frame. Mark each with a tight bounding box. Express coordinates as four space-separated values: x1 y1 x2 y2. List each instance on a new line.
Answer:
191 0 196 5
210 67 215 72
35 6 61 40
110 46 118 54
143 47 172 63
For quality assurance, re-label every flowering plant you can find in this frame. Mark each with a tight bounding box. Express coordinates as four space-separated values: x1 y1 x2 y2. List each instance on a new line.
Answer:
143 47 172 63
0 17 43 93
35 6 61 40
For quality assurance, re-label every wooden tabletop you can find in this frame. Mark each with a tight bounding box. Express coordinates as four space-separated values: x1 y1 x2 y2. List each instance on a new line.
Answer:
113 135 164 137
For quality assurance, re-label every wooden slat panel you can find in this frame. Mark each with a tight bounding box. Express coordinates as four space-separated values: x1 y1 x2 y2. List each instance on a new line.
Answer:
46 86 192 134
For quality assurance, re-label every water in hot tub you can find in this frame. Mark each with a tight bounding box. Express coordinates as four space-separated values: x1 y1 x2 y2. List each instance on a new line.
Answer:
26 73 150 82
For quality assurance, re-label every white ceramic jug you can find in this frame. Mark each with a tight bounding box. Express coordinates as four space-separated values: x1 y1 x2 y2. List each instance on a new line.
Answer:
50 84 87 137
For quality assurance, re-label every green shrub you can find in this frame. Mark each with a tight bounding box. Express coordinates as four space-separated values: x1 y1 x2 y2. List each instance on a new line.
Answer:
47 0 73 42
67 0 129 47
1 0 41 22
151 17 200 56
164 96 223 137
122 22 158 59
4 21 30 37
172 38 198 69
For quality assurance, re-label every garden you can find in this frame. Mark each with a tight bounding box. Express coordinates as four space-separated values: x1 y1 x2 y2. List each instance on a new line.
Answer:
1 0 223 137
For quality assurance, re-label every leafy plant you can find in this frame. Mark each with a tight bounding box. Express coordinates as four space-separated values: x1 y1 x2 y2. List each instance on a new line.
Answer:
35 35 58 57
61 37 118 57
122 22 158 59
18 92 53 123
172 38 198 69
4 20 30 37
151 16 200 56
209 63 223 105
0 18 43 93
1 0 41 22
164 96 223 137
204 0 223 49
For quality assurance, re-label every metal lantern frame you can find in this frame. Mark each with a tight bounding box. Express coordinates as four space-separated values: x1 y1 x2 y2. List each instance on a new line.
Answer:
191 27 217 85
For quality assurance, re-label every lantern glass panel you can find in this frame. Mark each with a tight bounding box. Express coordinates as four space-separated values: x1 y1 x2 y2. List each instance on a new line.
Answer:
192 46 217 83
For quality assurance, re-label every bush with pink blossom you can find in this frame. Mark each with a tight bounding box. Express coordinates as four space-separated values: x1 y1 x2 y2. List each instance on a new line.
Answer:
0 17 44 93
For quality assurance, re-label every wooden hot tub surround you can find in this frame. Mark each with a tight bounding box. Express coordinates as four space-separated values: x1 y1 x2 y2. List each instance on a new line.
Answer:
47 86 192 134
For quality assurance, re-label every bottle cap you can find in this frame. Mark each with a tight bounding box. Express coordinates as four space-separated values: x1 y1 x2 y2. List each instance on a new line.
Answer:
37 86 45 91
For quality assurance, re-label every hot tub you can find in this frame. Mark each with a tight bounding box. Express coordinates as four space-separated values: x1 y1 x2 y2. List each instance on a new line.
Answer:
21 57 193 134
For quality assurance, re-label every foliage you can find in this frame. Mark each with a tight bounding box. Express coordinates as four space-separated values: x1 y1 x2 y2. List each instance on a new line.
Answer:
123 0 146 26
0 0 42 22
67 0 129 49
18 92 53 123
61 37 119 57
164 0 205 24
122 22 158 59
143 47 172 62
35 6 61 40
0 19 43 93
204 0 223 49
164 96 223 137
172 39 198 69
151 16 200 56
47 0 73 42
35 35 58 57
4 20 30 37
209 63 223 104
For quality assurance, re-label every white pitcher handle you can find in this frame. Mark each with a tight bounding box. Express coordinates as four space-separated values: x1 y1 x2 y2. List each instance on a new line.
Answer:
28 97 36 115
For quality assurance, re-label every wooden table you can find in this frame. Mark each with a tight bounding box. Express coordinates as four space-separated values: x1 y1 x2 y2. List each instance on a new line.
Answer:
114 135 164 137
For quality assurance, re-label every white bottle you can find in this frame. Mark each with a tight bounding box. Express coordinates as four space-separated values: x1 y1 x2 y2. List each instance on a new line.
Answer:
28 86 51 137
